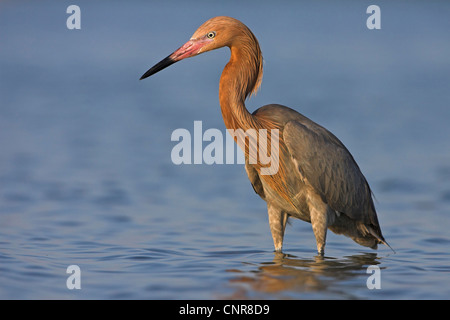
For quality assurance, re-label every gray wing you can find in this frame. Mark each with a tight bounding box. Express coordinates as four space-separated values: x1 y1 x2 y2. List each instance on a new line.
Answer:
283 120 373 222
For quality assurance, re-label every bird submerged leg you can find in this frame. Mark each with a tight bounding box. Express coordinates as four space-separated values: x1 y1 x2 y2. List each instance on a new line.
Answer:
267 204 288 252
307 191 335 255
310 209 328 256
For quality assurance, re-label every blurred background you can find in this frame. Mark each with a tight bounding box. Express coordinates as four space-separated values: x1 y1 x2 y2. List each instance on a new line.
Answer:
0 0 449 299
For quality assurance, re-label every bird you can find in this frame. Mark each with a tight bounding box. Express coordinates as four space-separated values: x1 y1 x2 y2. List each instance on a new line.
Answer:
140 16 392 255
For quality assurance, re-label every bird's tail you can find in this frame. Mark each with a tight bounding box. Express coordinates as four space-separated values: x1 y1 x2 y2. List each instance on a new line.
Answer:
367 226 396 253
329 216 395 253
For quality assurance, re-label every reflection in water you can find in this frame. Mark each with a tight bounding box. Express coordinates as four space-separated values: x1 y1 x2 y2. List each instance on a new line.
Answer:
226 252 381 299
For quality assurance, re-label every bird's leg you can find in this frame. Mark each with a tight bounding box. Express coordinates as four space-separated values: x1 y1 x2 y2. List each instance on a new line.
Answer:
307 193 330 256
267 204 288 252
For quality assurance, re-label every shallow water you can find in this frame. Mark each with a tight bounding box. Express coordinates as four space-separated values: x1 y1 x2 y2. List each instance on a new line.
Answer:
1 1 449 299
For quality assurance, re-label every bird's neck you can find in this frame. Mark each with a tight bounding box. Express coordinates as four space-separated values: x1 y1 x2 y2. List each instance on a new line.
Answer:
218 42 295 208
218 44 262 131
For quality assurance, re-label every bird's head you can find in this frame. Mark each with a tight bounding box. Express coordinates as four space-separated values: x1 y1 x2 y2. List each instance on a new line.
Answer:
139 16 255 80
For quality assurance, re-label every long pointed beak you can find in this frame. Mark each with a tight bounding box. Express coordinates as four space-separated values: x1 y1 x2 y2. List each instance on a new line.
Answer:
140 38 211 80
139 55 176 80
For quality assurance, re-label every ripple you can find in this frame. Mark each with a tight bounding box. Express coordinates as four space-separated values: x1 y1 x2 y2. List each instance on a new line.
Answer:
127 255 158 261
378 178 423 193
423 237 450 245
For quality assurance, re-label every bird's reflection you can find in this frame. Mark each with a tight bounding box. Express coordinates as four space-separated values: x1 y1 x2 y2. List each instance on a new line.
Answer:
225 252 381 299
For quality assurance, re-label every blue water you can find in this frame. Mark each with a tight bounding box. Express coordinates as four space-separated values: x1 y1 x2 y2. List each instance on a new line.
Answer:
1 1 449 299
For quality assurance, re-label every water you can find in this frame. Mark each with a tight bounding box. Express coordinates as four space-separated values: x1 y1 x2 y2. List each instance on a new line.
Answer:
1 1 449 299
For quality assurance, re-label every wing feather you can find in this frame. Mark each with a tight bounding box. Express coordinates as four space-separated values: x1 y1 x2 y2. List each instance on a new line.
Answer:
283 120 373 223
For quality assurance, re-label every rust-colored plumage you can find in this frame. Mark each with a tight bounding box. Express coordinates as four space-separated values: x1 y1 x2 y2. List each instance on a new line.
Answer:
210 18 292 207
140 16 392 255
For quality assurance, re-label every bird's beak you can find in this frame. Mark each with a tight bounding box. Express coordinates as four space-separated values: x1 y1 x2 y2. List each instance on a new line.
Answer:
140 38 211 80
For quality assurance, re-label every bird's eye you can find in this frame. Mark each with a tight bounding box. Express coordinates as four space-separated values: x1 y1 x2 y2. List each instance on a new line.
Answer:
207 31 216 39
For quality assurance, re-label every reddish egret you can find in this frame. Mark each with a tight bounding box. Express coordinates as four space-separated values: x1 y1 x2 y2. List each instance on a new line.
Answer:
140 16 391 255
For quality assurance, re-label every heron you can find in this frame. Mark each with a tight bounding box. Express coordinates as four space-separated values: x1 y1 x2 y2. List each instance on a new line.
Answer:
140 16 392 255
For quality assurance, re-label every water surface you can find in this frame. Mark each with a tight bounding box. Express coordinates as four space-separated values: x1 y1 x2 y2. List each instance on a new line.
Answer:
1 1 449 299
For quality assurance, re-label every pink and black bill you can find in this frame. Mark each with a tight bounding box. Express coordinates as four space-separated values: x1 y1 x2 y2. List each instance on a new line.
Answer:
140 55 176 80
140 38 212 80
